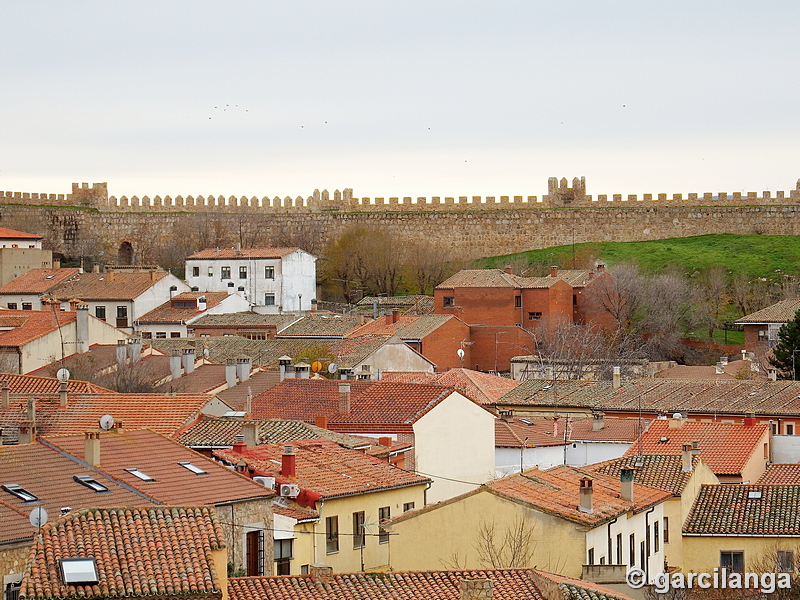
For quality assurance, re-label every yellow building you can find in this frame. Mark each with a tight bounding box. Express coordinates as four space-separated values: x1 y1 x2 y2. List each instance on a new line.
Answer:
215 438 429 574
683 484 800 574
388 465 671 581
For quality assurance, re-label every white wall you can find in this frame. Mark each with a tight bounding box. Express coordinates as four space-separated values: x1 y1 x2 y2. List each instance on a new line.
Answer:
496 444 566 476
566 441 632 467
358 340 435 377
413 391 496 503
0 293 46 310
772 435 800 463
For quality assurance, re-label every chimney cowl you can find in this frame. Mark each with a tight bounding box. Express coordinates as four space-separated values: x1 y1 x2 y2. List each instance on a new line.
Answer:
232 434 246 454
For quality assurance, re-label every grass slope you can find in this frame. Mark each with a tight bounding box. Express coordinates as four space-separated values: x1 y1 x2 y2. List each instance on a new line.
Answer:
478 234 800 279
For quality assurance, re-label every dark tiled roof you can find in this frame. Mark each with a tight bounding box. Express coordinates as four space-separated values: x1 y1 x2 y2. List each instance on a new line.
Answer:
215 438 430 499
436 269 589 290
736 298 800 324
332 334 400 368
0 268 80 294
622 419 768 476
490 415 647 444
0 443 156 544
52 271 171 301
383 370 521 404
20 506 224 600
187 247 301 260
216 371 282 410
684 485 800 535
43 428 273 506
229 568 634 600
278 313 363 338
154 364 228 394
345 314 462 341
192 312 296 329
135 292 229 324
756 463 800 484
495 419 567 448
589 454 702 495
149 337 334 368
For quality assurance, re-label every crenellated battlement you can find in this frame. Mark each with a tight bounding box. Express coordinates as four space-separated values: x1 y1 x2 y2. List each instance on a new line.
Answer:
2 178 800 213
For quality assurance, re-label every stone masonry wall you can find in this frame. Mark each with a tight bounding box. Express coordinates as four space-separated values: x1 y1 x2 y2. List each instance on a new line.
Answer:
215 497 274 576
0 543 32 581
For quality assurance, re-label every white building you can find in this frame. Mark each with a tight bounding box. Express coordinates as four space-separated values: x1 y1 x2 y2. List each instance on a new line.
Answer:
185 247 316 313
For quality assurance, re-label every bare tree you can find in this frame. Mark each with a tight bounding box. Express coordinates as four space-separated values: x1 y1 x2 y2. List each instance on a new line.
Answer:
474 516 536 569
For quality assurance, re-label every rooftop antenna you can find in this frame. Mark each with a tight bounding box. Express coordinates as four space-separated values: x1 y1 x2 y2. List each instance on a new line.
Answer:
56 368 70 383
30 507 48 536
99 414 115 431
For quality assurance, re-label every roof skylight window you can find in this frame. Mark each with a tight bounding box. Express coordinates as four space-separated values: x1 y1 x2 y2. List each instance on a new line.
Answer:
748 490 762 499
59 558 99 585
222 410 247 418
125 468 155 482
519 419 533 425
73 475 109 493
2 483 38 502
178 461 208 475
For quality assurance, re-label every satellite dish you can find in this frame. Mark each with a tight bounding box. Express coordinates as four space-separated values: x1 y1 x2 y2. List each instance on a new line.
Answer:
30 507 48 528
457 348 465 359
56 368 70 383
99 414 115 431
327 363 338 374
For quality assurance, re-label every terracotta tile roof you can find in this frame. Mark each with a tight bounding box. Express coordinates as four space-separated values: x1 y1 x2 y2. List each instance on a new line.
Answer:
187 247 301 260
51 271 170 301
0 443 156 544
0 227 43 240
0 268 80 294
332 334 405 368
29 343 151 380
272 497 319 522
345 314 460 340
357 295 429 308
484 465 671 527
154 364 229 394
654 360 769 381
403 295 436 315
496 377 800 418
216 371 282 410
684 484 800 535
737 298 800 324
20 506 224 600
436 269 589 290
43 428 273 506
192 312 296 329
176 416 371 449
622 419 768 476
491 415 647 444
149 337 333 368
214 438 429 500
229 568 634 600
0 393 223 444
589 454 703 495
0 372 112 394
353 296 436 316
756 463 800 484
0 309 77 348
383 369 520 404
495 419 567 448
278 313 364 338
135 292 229 324
0 499 31 544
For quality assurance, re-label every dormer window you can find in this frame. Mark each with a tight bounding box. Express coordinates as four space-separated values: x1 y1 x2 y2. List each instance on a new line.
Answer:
178 462 208 476
125 468 155 482
59 558 99 585
2 484 38 502
73 475 109 493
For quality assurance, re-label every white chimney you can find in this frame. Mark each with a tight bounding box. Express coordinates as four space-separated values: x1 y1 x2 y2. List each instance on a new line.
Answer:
115 340 127 369
579 477 593 512
236 356 251 382
620 468 634 502
182 348 196 374
170 350 182 380
226 358 237 388
612 366 621 390
75 303 89 354
127 338 142 363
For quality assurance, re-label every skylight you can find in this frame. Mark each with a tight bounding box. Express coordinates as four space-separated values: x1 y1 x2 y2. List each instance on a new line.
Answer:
748 490 762 499
223 410 247 418
59 558 99 585
519 419 533 426
125 468 155 482
2 484 38 502
73 475 109 493
178 462 208 475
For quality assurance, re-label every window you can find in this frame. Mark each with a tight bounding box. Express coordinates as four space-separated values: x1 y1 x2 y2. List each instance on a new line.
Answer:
95 306 106 321
721 551 744 573
59 558 99 585
265 266 275 279
616 533 622 564
274 539 293 575
170 332 181 338
300 565 309 575
246 530 263 576
587 548 594 565
73 475 108 493
5 580 21 600
156 332 167 338
653 520 659 553
787 424 795 435
403 502 415 512
141 332 152 339
528 312 542 320
443 296 455 307
772 422 779 435
663 517 669 543
239 266 247 279
21 303 31 311
6 303 16 310
361 365 371 372
2 484 37 502
221 266 231 279
192 266 200 277
178 462 208 475
353 511 366 549
125 468 155 482
379 506 390 544
116 306 128 328
629 534 635 567
514 296 522 308
207 267 213 277
265 294 275 306
777 550 794 573
325 516 339 553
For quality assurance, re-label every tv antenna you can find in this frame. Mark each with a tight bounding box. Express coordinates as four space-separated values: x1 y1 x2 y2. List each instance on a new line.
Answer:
56 368 70 383
30 507 48 530
99 414 115 431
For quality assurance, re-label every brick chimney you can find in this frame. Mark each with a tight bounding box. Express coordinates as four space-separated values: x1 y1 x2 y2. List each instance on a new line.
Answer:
339 382 351 414
315 415 328 429
682 443 693 472
597 264 605 273
281 445 296 478
84 431 100 467
18 420 35 444
460 579 494 600
592 412 604 431
379 436 392 447
504 265 513 275
579 477 593 512
308 563 333 584
744 412 756 427
231 434 246 454
620 468 634 502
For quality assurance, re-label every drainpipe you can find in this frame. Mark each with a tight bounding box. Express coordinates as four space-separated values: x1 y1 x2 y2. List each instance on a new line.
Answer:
644 506 655 582
606 516 618 565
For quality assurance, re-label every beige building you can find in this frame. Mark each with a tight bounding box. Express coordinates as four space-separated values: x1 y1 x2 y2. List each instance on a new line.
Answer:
0 228 53 287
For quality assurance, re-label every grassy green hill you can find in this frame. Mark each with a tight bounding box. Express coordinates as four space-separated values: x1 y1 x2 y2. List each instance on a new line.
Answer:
477 234 800 279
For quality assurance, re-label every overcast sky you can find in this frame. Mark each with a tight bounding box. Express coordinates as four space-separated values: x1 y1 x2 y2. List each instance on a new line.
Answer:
2 2 799 200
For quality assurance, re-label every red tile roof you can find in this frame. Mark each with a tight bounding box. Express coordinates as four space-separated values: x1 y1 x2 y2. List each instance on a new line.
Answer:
492 415 647 444
0 309 77 348
684 485 800 535
20 506 225 600
756 463 800 484
345 314 460 340
0 372 112 394
229 568 633 600
736 298 800 324
0 227 43 240
187 247 301 260
622 419 768 476
0 268 80 294
52 270 170 301
495 419 567 448
215 438 429 500
135 292 230 324
589 454 704 495
0 443 156 544
43 428 274 506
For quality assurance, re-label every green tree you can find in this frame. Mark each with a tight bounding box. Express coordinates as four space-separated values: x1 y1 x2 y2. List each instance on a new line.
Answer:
770 309 800 380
